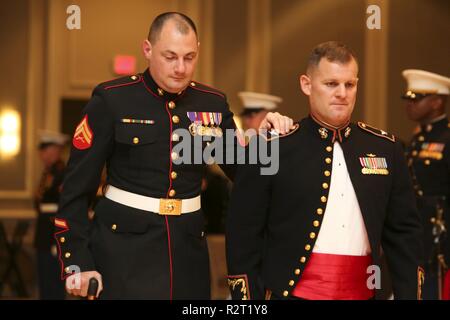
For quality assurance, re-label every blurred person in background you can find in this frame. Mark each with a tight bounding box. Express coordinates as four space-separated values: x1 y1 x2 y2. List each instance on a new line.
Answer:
34 131 67 299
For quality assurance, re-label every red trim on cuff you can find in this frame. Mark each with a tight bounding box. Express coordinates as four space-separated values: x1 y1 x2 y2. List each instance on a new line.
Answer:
53 221 71 280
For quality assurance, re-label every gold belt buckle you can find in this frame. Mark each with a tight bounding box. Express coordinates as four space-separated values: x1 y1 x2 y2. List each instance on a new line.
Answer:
159 198 182 215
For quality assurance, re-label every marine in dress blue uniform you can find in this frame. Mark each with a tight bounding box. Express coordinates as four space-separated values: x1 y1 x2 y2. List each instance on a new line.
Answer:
402 69 450 299
55 12 292 299
226 41 424 300
34 131 67 299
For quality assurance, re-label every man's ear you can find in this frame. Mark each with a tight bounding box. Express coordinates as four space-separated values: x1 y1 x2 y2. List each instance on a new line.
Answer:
300 74 312 96
430 95 444 111
142 39 152 60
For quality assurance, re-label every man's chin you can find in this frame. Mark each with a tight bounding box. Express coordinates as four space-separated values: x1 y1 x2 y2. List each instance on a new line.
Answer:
329 114 351 127
165 83 189 94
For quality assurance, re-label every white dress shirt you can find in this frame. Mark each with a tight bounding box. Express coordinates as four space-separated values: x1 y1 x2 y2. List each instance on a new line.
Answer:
313 142 371 256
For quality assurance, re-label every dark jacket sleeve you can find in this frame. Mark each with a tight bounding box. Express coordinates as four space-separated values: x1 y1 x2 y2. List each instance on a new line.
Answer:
217 99 238 181
54 86 114 279
382 141 425 299
226 138 272 300
445 141 450 266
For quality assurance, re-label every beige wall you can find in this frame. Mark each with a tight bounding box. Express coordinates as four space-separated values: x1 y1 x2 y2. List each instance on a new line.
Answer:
270 0 366 122
0 0 28 191
213 0 248 112
44 0 214 131
388 0 450 142
0 0 449 213
0 0 32 211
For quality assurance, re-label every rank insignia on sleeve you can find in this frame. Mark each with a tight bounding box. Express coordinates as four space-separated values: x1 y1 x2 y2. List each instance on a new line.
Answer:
73 115 93 150
359 156 389 175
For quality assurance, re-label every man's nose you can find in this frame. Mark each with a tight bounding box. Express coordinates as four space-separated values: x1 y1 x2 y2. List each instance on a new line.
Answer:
335 84 347 98
175 58 186 74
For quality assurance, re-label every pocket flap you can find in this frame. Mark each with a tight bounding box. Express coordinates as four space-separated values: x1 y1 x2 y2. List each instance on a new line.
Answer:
114 123 158 145
95 204 150 234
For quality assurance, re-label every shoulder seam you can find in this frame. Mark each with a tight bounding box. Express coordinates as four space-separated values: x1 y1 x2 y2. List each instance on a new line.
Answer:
190 81 225 99
103 75 142 90
358 121 395 142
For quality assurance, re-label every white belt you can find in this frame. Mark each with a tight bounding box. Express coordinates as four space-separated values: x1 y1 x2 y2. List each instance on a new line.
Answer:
39 203 58 214
104 185 201 215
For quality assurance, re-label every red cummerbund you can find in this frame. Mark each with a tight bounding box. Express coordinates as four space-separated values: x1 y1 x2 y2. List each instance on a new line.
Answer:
292 252 375 300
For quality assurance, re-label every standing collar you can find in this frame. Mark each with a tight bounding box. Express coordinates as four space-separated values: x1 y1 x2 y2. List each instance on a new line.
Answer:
142 68 186 100
308 114 352 143
429 114 448 124
418 114 448 134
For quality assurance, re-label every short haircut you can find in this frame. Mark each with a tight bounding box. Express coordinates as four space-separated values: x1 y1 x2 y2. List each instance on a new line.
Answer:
306 41 358 74
148 12 198 44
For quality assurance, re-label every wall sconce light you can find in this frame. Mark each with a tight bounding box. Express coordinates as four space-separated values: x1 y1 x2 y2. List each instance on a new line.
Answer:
0 108 21 159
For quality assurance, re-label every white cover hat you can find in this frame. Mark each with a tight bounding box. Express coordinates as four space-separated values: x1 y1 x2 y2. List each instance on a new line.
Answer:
238 91 282 115
402 69 450 97
38 130 69 147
